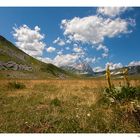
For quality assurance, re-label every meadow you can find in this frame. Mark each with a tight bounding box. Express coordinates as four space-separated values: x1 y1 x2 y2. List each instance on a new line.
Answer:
0 79 140 133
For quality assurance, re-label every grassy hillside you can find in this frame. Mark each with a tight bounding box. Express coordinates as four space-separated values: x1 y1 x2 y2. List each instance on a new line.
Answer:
0 35 71 79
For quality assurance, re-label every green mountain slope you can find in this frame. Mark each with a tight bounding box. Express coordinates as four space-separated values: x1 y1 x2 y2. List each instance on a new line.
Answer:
0 35 69 79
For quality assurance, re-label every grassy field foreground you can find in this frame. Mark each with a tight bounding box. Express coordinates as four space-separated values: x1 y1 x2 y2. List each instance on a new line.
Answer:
0 79 140 133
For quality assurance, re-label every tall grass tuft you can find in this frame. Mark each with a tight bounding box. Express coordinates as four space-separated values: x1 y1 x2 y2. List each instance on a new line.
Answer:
7 81 26 89
105 66 140 102
106 65 112 90
50 98 61 107
123 68 130 87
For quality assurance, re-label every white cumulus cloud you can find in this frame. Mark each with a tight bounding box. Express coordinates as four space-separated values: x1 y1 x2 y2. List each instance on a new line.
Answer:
97 7 128 17
38 54 80 67
93 66 105 72
85 57 96 63
53 54 79 66
46 46 56 53
66 47 70 50
53 37 65 46
128 61 140 66
106 62 123 70
61 16 132 45
13 25 46 57
59 9 135 64
57 50 63 55
73 47 83 53
96 44 109 53
96 44 109 58
93 62 123 72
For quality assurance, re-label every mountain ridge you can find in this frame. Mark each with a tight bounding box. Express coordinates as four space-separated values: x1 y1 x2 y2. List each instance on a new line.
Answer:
0 35 70 79
61 62 95 76
94 65 140 78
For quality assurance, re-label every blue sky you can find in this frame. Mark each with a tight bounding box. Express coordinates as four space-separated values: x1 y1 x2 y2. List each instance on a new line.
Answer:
0 7 140 71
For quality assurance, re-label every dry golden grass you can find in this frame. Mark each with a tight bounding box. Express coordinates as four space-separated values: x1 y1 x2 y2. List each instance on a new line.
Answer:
0 79 140 133
1 79 140 109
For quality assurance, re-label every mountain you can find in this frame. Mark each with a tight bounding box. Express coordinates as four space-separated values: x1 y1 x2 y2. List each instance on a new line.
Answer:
128 65 140 75
95 65 140 78
0 35 69 79
61 62 95 76
110 66 140 76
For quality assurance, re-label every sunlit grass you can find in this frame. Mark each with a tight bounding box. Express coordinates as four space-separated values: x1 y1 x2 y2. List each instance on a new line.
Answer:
0 79 140 133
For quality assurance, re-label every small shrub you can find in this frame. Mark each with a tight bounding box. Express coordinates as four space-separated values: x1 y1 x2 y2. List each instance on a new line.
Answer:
136 86 140 100
7 82 26 89
104 86 140 102
116 86 136 101
50 98 61 107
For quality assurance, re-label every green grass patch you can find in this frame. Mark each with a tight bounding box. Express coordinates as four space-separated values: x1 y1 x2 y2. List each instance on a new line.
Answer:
50 98 61 107
7 82 26 90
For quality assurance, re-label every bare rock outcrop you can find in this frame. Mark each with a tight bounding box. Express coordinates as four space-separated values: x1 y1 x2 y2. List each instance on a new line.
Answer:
0 61 32 71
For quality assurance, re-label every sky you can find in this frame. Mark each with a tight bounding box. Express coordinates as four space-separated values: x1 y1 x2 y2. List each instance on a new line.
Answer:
0 7 140 71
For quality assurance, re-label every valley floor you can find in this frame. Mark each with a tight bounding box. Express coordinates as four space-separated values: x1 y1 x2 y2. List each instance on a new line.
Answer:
0 79 140 133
